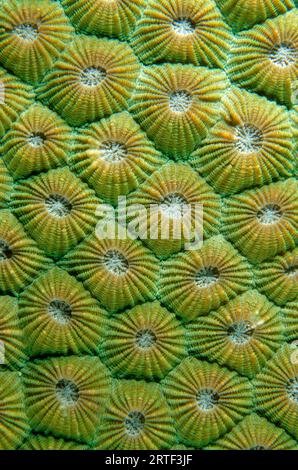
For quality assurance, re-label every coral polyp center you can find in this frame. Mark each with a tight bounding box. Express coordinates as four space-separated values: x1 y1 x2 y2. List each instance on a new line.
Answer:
135 329 157 349
172 18 195 36
270 43 297 68
235 124 263 154
160 192 188 218
124 411 145 436
285 265 298 277
227 320 255 345
100 141 127 162
0 239 13 260
12 23 38 41
169 91 192 113
257 204 283 225
195 266 220 288
45 194 73 218
80 67 106 87
103 250 129 275
27 132 46 148
48 300 72 325
55 379 80 407
197 388 219 411
286 378 298 404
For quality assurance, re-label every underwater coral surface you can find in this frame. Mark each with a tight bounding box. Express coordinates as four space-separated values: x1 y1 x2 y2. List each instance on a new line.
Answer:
0 0 297 451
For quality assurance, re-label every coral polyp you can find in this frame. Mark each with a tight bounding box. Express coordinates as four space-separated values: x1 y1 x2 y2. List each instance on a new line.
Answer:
159 236 253 320
38 36 140 126
0 67 33 137
128 162 220 257
0 158 12 208
0 296 27 369
191 88 295 195
2 104 72 180
21 435 87 450
228 11 298 106
207 413 298 450
255 344 298 440
11 168 100 258
161 357 253 447
0 211 51 295
0 371 29 450
23 356 111 444
216 0 295 31
0 0 73 84
187 290 283 378
97 380 175 450
255 248 298 305
130 64 227 158
0 0 297 451
61 0 145 39
70 112 163 204
223 179 298 263
60 233 159 312
283 300 298 342
18 267 106 357
102 301 186 380
132 0 231 68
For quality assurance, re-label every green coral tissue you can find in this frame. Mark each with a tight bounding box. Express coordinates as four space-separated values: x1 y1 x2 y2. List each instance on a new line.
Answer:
0 0 297 451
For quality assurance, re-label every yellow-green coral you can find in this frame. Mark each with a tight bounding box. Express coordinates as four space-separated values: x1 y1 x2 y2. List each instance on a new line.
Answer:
162 357 253 447
18 267 106 357
38 36 140 126
102 301 186 380
97 380 175 450
187 290 283 378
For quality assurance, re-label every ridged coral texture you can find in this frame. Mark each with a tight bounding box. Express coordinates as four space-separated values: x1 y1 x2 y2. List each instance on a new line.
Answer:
0 0 297 451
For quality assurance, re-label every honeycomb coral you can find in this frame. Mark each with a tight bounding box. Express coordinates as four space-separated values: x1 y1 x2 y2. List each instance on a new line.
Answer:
130 63 227 158
62 0 145 39
0 210 51 295
70 112 164 205
228 11 298 106
2 104 72 180
255 344 298 440
223 179 298 263
207 413 298 450
23 356 111 444
191 88 295 195
0 67 33 137
21 434 87 450
255 248 298 305
162 357 253 447
18 267 107 357
0 295 27 369
97 380 175 450
159 236 253 320
0 157 12 208
0 371 29 449
102 301 186 380
11 168 101 259
187 290 283 378
216 0 295 31
0 0 297 452
132 0 231 67
128 162 221 257
0 0 73 84
60 232 159 312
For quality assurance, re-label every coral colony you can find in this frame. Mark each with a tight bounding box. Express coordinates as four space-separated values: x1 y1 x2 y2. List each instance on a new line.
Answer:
0 0 297 451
